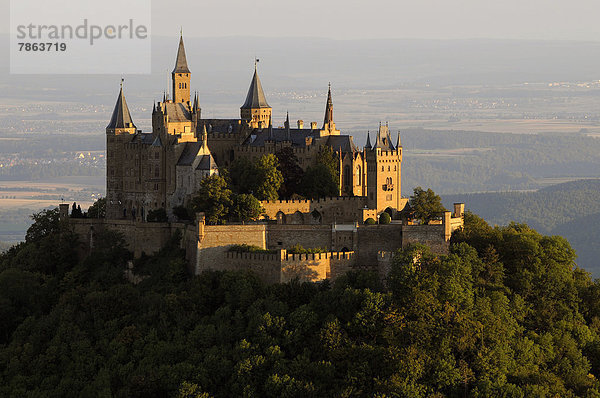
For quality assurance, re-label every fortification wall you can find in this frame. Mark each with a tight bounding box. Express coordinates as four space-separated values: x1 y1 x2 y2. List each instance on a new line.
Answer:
261 196 370 224
401 225 449 253
266 224 332 251
68 218 174 257
356 224 404 266
223 251 283 284
197 224 267 274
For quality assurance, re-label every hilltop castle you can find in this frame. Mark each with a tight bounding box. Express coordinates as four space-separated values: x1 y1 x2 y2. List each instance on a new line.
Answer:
63 35 465 283
105 35 403 223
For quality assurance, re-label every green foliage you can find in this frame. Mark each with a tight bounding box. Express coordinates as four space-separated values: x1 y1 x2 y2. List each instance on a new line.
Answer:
228 158 259 195
287 244 326 254
410 186 447 223
147 208 168 222
228 244 277 254
188 175 233 224
364 217 376 225
3 208 600 396
231 194 263 222
299 147 340 199
71 202 83 218
255 154 284 201
379 212 391 224
86 197 106 218
276 147 304 199
445 179 600 275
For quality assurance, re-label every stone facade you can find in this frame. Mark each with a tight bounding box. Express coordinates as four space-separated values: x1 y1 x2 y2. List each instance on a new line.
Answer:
105 35 406 223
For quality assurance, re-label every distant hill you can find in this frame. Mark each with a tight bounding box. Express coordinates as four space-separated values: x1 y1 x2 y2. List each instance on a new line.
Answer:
443 179 600 275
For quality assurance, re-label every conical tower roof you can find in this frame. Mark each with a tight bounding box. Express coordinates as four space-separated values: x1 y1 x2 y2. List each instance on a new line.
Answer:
241 67 270 109
107 84 135 130
365 132 372 149
172 35 190 74
323 83 333 128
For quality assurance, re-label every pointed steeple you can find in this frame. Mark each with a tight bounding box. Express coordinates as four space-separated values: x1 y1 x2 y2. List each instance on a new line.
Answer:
373 123 394 150
268 116 273 140
396 132 401 148
285 111 291 141
323 82 333 129
193 92 199 112
107 81 135 130
163 91 167 102
241 67 270 109
172 34 190 74
365 132 372 149
152 102 156 114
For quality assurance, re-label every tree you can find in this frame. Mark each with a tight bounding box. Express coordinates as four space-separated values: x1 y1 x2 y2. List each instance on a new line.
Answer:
87 197 106 218
300 147 340 199
231 194 263 222
188 174 233 224
254 154 284 201
379 212 391 224
409 186 446 224
228 158 259 194
25 208 60 243
275 147 304 198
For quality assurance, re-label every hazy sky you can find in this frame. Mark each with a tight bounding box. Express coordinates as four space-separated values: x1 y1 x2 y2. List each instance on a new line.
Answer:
1 0 600 41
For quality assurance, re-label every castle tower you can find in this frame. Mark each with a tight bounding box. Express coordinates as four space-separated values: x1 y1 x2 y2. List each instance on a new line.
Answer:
240 62 272 128
172 34 191 104
106 81 137 220
106 81 137 135
319 83 340 137
365 123 402 215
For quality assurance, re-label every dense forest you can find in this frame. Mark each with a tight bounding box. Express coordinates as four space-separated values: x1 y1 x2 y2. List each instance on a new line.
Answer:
400 129 600 194
444 179 600 275
2 209 600 396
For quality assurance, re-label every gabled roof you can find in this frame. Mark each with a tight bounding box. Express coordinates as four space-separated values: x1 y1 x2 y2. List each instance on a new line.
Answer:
326 135 359 153
241 69 270 109
172 36 190 74
107 86 136 130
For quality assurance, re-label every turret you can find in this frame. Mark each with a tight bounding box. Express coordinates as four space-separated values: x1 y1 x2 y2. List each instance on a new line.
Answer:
240 60 272 128
106 80 136 135
323 82 334 130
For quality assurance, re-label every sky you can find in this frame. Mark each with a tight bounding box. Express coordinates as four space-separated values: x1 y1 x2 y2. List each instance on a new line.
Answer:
1 0 600 41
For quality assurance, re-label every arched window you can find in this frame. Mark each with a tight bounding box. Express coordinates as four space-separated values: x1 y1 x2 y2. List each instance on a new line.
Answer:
356 166 361 185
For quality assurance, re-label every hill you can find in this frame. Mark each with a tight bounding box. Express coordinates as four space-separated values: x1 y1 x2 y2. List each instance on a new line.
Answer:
3 209 600 396
443 179 600 274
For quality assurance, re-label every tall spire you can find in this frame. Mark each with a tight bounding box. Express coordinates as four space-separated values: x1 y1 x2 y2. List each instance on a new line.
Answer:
365 132 372 149
107 81 135 130
172 34 190 74
323 82 333 129
285 111 291 141
396 132 401 149
193 92 199 112
241 66 270 109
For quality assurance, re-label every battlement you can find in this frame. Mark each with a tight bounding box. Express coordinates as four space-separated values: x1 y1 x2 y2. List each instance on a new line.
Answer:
208 132 238 140
262 196 368 205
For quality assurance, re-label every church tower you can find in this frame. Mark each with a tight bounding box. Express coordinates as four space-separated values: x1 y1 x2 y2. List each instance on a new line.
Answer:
172 34 191 104
319 83 340 137
365 123 402 215
240 62 272 128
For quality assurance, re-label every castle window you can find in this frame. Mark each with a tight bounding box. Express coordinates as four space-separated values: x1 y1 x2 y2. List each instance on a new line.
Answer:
344 165 351 186
381 166 384 171
155 152 159 159
356 166 361 185
155 166 159 178
388 166 390 171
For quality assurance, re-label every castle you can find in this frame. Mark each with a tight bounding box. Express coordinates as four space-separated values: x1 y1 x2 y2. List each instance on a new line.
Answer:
105 34 404 223
64 35 465 283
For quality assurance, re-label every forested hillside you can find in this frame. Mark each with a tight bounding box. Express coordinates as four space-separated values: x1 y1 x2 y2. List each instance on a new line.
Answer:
444 179 600 275
2 210 600 396
400 129 600 194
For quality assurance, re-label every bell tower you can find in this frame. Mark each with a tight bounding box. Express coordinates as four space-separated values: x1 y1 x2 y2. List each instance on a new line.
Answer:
172 33 191 104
